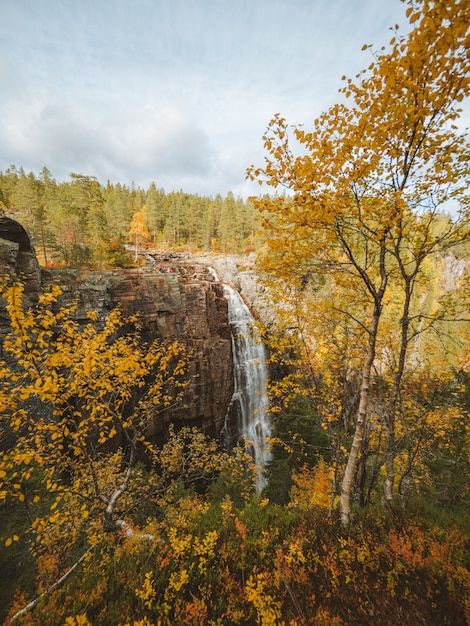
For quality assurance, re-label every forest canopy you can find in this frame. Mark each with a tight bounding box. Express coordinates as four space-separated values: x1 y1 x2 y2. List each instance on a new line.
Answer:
0 167 257 267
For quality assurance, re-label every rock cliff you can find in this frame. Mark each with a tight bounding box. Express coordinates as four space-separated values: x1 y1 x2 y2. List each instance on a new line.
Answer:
0 217 233 440
0 216 41 322
197 253 275 327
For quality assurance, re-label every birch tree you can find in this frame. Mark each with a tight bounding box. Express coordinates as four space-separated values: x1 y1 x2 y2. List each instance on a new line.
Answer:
248 0 469 525
0 279 188 567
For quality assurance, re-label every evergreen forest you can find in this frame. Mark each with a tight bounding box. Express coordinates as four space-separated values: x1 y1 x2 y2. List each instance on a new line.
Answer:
1 0 469 624
0 167 257 268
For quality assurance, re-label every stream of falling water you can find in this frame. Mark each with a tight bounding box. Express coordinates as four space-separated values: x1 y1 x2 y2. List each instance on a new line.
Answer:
220 279 272 492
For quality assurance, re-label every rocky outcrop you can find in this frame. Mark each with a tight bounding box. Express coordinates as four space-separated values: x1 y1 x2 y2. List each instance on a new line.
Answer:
43 265 234 439
0 218 234 441
0 216 41 326
107 266 233 437
198 253 275 327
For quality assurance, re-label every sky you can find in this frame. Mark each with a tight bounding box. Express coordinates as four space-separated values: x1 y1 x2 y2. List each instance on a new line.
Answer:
0 0 421 198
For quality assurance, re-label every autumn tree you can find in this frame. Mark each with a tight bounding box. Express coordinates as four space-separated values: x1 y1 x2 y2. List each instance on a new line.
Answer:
129 208 150 260
248 0 469 525
0 278 193 615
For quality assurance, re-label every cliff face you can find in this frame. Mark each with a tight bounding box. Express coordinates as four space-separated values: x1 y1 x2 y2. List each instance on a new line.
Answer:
0 217 233 440
0 217 41 325
105 266 234 438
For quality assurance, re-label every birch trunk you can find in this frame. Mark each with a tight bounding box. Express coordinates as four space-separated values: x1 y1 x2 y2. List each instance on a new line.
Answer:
340 307 380 527
384 275 413 505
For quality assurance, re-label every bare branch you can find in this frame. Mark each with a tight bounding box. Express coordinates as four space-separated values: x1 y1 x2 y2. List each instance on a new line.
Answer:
10 546 94 623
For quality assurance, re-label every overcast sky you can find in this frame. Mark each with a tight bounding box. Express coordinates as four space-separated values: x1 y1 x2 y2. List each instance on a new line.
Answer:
1 0 416 197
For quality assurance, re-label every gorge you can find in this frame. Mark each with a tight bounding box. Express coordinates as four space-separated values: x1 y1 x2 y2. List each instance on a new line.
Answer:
209 268 271 490
0 216 271 478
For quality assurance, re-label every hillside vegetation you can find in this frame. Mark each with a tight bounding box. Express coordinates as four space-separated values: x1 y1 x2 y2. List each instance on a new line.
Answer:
0 169 257 269
1 0 469 623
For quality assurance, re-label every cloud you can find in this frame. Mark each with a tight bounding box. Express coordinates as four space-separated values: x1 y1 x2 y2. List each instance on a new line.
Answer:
104 98 215 177
0 0 423 198
0 78 222 192
1 87 99 172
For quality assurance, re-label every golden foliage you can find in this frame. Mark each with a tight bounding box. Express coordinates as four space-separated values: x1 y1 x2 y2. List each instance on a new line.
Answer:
247 0 470 523
0 278 189 554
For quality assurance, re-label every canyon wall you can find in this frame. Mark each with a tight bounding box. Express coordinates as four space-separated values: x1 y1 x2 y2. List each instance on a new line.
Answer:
0 217 41 317
0 217 233 440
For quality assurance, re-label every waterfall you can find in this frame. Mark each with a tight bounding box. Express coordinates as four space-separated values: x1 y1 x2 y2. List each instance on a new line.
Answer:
221 281 272 492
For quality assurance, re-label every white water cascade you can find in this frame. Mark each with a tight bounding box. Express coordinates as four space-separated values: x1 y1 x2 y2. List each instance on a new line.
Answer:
221 282 272 492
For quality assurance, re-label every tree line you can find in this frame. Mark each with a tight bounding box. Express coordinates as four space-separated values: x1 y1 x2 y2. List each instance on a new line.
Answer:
0 167 257 268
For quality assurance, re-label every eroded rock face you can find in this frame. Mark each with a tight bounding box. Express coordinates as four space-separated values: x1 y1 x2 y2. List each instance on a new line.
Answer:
41 265 234 439
0 217 41 328
104 266 233 438
0 220 234 441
